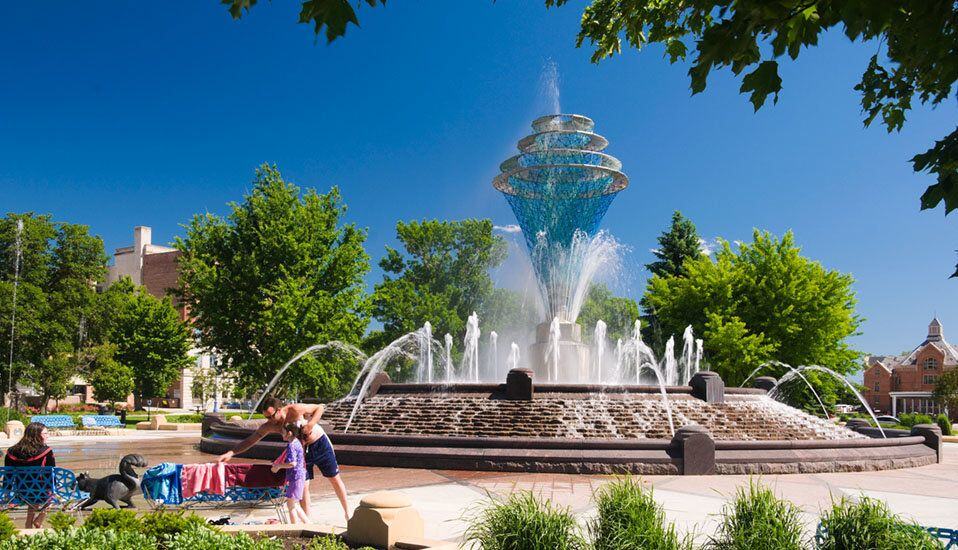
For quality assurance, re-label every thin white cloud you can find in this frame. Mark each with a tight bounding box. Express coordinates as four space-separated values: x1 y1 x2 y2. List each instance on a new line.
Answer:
494 224 522 234
698 237 718 256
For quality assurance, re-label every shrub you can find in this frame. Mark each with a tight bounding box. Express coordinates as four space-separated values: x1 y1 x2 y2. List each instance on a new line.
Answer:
463 491 587 550
897 413 934 428
81 508 142 532
165 527 283 550
166 414 204 424
47 511 77 532
305 536 349 549
708 481 805 550
0 513 15 542
57 404 100 413
935 414 953 436
0 528 158 550
590 477 692 550
0 408 28 425
819 496 942 549
140 511 209 541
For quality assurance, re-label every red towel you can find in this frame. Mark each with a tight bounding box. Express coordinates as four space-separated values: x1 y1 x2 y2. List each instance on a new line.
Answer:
181 463 226 498
224 463 286 488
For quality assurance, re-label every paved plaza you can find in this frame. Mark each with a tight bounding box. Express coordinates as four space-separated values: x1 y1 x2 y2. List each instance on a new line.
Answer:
2 433 955 543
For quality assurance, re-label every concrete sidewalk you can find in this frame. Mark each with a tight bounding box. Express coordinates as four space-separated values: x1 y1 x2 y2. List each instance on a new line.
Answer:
20 434 958 544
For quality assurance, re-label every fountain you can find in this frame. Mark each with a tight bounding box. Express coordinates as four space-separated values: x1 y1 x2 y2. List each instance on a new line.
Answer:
494 114 627 382
201 114 943 475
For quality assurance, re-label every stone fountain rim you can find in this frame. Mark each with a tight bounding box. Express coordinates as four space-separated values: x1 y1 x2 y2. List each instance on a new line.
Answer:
364 382 766 396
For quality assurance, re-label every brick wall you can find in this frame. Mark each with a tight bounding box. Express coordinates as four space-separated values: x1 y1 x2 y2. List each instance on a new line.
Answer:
863 365 892 414
142 250 188 320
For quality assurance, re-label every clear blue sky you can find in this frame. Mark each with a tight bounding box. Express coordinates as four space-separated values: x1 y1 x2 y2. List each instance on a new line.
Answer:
1 2 955 357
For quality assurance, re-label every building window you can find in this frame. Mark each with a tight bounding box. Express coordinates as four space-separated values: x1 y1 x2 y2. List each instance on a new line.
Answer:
873 382 880 392
923 357 938 370
923 375 938 385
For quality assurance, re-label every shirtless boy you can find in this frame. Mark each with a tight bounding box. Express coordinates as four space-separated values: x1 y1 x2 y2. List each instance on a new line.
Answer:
215 397 349 523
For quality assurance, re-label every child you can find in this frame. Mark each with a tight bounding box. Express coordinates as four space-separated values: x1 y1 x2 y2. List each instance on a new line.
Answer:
271 423 310 524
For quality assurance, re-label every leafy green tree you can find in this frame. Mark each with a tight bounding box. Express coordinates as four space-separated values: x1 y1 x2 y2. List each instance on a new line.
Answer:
367 219 507 352
175 164 370 398
85 344 135 405
545 0 958 275
478 287 541 338
1 213 107 411
643 230 861 411
577 283 640 344
933 368 958 419
99 278 193 408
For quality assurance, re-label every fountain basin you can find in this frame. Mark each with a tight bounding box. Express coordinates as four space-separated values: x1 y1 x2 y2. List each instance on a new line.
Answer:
200 374 940 475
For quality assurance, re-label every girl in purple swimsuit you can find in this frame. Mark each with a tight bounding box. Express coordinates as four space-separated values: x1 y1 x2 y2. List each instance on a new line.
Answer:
272 423 309 523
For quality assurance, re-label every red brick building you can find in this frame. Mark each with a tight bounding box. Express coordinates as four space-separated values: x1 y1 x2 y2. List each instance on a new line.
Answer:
863 318 955 419
103 226 221 409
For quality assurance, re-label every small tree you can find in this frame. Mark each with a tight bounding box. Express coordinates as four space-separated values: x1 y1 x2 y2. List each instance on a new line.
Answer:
577 284 640 344
86 344 135 406
933 368 958 421
368 219 507 352
99 278 193 409
21 345 73 413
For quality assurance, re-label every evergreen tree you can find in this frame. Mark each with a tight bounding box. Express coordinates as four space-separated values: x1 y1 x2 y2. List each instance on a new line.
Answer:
645 211 703 278
642 211 703 350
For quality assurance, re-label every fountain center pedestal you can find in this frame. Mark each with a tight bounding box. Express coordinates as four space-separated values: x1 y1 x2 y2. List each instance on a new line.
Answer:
529 320 591 383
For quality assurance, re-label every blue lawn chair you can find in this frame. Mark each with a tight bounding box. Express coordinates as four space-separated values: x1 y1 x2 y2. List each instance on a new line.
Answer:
80 415 124 433
0 466 88 513
30 415 77 433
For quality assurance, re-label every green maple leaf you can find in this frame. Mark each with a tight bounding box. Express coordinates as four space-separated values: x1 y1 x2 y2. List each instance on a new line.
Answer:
740 61 782 111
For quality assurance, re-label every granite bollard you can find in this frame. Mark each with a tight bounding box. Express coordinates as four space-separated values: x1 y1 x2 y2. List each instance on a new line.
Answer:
506 368 534 401
690 371 725 404
672 424 715 475
347 491 424 549
912 424 943 463
752 376 777 393
4 420 23 439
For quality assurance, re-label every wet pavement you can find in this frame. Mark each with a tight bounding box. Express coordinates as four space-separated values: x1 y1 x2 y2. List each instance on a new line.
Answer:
4 434 956 543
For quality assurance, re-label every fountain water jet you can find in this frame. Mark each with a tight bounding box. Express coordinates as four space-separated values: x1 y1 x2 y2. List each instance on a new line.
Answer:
771 365 886 438
420 322 433 383
593 320 606 382
508 342 520 370
251 342 367 420
489 331 498 379
462 313 480 382
5 219 23 409
444 334 454 383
